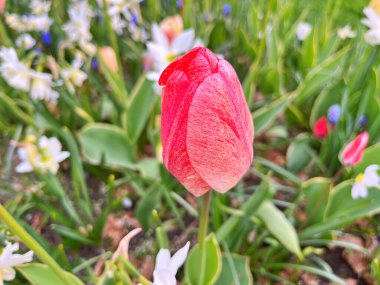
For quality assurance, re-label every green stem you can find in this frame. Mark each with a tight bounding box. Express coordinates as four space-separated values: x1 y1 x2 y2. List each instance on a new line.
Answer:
198 191 212 285
0 204 72 284
117 257 151 285
0 19 11 47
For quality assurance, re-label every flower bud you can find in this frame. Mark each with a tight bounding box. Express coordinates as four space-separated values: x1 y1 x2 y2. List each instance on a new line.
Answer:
98 46 118 73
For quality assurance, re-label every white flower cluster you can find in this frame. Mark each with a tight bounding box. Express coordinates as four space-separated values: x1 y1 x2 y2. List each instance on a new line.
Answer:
60 52 88 93
100 0 146 40
62 1 96 56
5 0 52 32
352 164 380 199
0 47 59 102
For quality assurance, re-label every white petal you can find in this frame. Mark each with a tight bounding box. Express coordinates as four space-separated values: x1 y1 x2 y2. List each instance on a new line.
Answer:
168 241 190 275
15 162 33 173
8 251 33 266
54 151 70 163
352 183 368 199
155 249 171 270
152 24 169 50
1 266 16 281
153 269 176 285
364 164 380 187
38 136 49 149
172 30 195 54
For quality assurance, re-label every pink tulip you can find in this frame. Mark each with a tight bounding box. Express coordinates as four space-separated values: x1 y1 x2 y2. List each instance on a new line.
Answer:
340 131 369 166
98 46 118 73
159 47 254 197
0 0 5 14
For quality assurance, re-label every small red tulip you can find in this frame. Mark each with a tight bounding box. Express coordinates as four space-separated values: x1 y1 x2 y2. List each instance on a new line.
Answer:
340 131 369 166
313 117 329 139
159 47 254 197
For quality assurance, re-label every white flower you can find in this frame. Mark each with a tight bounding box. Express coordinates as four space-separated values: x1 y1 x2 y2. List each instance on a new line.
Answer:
296 22 312 41
352 164 380 199
153 242 190 285
0 241 33 283
0 47 32 91
16 136 70 174
30 0 51 15
61 53 88 92
362 7 380 45
146 23 203 91
16 34 36 50
30 71 59 102
337 25 356 40
62 1 95 55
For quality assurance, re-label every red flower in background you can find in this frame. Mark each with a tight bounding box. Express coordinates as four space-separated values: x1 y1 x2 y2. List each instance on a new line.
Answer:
340 131 369 166
159 47 254 197
313 117 329 139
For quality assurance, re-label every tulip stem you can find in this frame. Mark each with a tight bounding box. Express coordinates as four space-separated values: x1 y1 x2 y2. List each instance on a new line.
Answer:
198 191 212 285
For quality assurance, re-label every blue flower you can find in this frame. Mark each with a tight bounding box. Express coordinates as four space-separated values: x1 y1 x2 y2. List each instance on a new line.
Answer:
91 58 99 72
131 13 138 26
359 114 367 127
327 104 341 125
222 4 231 16
176 0 183 9
41 32 52 46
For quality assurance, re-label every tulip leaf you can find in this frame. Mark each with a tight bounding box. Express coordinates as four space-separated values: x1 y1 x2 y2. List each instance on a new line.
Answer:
257 200 302 258
352 143 380 175
286 133 313 173
78 123 136 169
185 234 222 285
252 96 292 135
215 254 253 285
302 177 331 225
126 75 157 143
135 184 162 230
18 263 83 285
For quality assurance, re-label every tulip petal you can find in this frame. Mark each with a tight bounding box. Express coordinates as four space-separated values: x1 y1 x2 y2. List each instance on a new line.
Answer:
186 59 253 193
161 68 210 196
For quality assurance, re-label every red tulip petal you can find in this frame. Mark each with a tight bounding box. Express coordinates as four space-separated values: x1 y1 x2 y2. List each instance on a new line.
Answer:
341 131 369 165
161 68 210 196
186 59 253 193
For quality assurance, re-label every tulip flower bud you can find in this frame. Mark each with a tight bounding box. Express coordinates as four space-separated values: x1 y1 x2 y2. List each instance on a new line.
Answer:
159 47 254 196
159 15 183 43
0 0 5 14
340 131 369 166
98 46 118 73
313 117 329 139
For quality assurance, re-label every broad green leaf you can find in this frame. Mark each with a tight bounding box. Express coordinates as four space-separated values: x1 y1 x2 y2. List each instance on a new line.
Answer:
185 234 222 285
353 143 380 175
78 123 136 169
286 133 313 173
252 95 292 135
257 200 302 258
136 158 160 180
126 75 157 143
302 177 331 225
18 263 83 285
325 180 380 219
215 254 253 285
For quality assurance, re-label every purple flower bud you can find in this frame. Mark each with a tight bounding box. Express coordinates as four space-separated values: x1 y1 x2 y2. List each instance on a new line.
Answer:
91 58 99 72
176 0 183 9
41 32 52 46
131 13 138 26
222 4 231 16
359 114 367 127
327 104 341 125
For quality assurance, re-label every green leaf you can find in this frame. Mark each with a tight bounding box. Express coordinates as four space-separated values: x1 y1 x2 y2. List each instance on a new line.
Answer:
302 177 331 225
353 143 380 175
135 185 161 230
51 224 95 245
252 95 293 135
136 158 160 180
185 234 222 285
257 200 302 258
126 75 157 143
215 254 253 285
286 134 313 173
18 263 83 285
78 123 136 169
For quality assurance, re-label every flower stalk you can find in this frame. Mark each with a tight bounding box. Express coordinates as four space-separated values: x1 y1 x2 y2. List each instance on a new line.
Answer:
198 190 212 285
0 203 72 284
